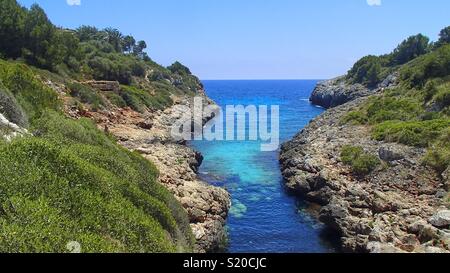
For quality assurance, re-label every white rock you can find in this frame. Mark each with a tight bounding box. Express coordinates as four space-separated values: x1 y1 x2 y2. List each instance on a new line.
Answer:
367 242 405 253
429 210 450 228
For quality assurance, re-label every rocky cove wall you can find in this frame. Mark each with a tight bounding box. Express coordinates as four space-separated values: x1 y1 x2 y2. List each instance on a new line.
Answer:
47 78 231 253
310 74 398 109
280 88 450 253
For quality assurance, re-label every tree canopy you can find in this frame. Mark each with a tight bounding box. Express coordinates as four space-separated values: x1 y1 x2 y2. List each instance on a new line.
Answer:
0 0 151 83
347 27 449 87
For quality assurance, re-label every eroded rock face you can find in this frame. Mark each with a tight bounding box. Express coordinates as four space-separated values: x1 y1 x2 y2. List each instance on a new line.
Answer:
280 98 449 253
309 74 398 109
77 95 230 253
83 80 120 93
0 113 29 141
49 73 231 253
429 210 450 229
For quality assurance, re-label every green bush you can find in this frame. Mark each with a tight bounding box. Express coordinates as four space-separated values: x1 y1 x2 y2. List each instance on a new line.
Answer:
372 119 450 147
365 95 424 124
0 111 194 253
341 110 368 125
0 81 28 127
120 85 172 112
0 61 60 122
168 61 192 75
68 82 105 110
401 44 450 87
341 145 380 175
423 128 450 173
105 92 127 108
347 55 386 87
390 34 430 65
433 82 450 108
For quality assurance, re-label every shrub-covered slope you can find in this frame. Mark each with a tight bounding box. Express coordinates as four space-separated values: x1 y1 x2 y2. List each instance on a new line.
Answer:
0 0 207 253
281 26 450 253
342 42 450 174
0 60 195 253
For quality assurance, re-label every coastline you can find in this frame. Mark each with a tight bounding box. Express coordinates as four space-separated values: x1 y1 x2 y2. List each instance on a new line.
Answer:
280 79 450 253
48 78 232 253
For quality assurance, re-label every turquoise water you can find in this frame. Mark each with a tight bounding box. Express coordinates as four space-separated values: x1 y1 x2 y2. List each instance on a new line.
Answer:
191 80 337 253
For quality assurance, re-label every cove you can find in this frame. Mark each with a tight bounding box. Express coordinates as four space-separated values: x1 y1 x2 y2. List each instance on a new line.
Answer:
190 80 339 253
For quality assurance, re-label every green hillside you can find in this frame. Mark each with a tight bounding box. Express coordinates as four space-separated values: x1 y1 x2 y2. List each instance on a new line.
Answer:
0 0 200 253
342 27 450 174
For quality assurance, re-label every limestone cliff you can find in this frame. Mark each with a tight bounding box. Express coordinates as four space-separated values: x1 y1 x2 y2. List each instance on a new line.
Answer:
45 78 231 253
281 84 449 253
310 74 398 109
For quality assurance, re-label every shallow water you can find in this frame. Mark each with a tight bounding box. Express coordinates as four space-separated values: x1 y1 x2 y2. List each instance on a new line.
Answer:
190 80 338 253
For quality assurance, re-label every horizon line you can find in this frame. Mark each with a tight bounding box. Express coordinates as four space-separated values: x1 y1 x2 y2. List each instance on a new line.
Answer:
200 78 327 81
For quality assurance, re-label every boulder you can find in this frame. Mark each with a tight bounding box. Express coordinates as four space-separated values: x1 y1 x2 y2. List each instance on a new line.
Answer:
442 167 449 190
84 81 120 93
309 77 372 109
429 210 450 228
367 242 406 253
378 145 405 162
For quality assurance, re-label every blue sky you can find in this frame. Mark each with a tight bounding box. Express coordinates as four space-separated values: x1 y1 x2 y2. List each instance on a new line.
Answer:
18 0 450 79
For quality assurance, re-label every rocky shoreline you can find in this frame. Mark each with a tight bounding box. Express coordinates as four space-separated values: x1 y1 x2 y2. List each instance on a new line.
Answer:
88 99 230 253
280 80 450 253
310 74 398 109
46 78 231 253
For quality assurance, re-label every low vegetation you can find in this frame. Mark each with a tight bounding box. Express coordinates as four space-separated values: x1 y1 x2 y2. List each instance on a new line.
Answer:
0 111 194 252
0 0 200 252
67 82 105 111
0 60 60 123
341 145 380 175
0 61 195 252
341 27 450 174
372 119 450 148
0 0 203 114
424 128 450 174
119 85 173 112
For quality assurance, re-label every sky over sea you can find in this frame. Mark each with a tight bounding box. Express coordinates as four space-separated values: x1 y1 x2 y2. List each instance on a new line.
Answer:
18 0 450 80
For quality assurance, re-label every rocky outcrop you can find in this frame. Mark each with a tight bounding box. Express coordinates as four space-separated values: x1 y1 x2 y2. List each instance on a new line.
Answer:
0 86 28 128
310 74 398 109
280 98 450 253
62 89 230 253
83 80 120 93
0 113 28 141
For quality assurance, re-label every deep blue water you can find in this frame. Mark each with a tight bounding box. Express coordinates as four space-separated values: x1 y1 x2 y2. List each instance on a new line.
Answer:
190 80 337 253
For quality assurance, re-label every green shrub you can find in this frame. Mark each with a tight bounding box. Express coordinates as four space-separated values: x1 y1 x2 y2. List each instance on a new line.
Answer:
401 44 450 87
423 128 450 173
390 34 430 66
372 119 450 147
341 110 369 125
105 92 127 108
0 61 60 122
365 95 424 124
347 55 387 87
0 111 194 253
168 61 192 75
433 82 450 108
120 85 172 112
0 81 28 127
341 145 380 175
67 82 105 110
